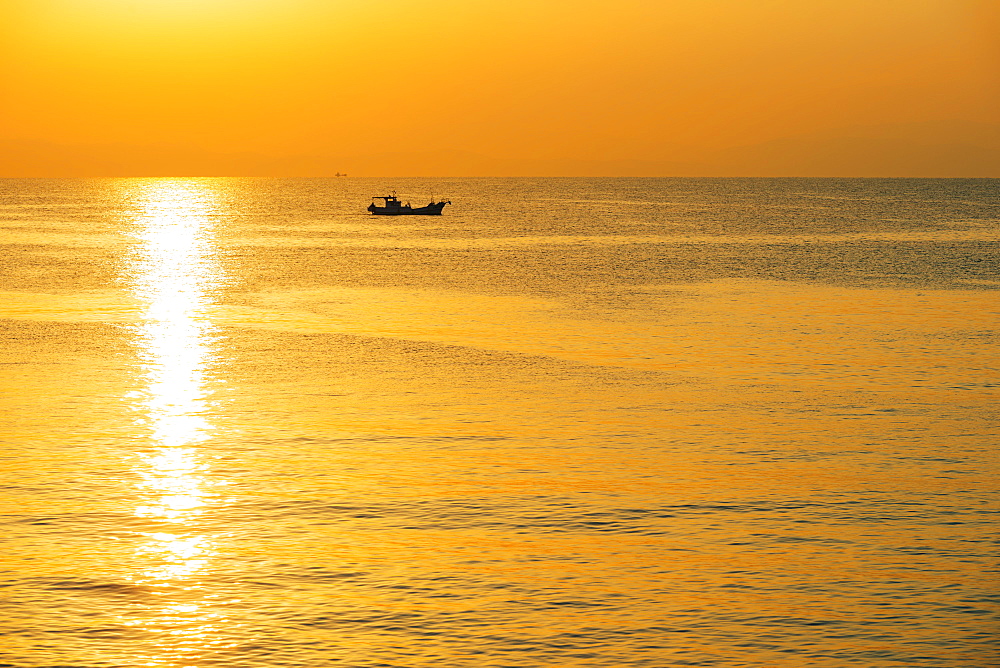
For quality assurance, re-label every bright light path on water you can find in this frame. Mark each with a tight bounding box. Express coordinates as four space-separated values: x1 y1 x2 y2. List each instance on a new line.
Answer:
129 181 222 452
120 179 230 663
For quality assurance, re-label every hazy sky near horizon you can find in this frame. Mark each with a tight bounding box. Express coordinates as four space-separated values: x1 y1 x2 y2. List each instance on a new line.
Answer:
1 0 997 165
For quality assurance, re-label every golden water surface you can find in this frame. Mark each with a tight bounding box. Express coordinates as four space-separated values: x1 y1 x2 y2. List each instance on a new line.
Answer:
0 177 997 667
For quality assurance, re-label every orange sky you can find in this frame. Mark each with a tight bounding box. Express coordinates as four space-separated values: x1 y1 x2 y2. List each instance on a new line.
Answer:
1 0 997 175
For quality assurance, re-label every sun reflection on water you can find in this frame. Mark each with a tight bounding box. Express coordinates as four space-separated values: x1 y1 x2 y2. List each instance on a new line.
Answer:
130 181 222 451
121 179 229 664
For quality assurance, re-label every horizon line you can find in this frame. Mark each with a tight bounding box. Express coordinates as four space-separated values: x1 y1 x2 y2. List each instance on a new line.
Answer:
2 174 998 179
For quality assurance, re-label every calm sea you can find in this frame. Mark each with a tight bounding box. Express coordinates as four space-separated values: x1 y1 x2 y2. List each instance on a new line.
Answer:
1 178 997 667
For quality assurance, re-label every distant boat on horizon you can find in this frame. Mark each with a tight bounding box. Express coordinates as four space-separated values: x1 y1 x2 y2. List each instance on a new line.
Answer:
367 194 450 216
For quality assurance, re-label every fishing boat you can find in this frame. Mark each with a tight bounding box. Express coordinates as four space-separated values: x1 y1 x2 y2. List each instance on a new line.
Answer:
368 194 450 216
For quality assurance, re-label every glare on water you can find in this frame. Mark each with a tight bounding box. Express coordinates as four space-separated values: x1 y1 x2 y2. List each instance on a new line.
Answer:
119 179 228 662
128 180 222 449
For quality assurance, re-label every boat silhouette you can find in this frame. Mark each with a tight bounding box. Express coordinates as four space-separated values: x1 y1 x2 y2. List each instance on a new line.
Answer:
368 194 450 216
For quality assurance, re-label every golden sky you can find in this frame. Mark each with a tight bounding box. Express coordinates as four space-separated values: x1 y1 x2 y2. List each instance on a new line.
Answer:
1 0 997 175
